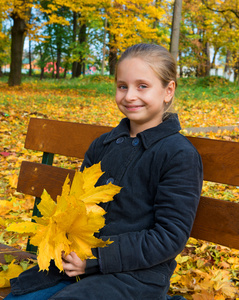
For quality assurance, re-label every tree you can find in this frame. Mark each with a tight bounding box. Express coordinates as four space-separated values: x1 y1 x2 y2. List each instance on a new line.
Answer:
0 0 43 85
202 0 239 82
170 0 182 62
101 17 107 75
74 21 87 77
104 0 167 74
34 41 51 79
0 19 10 76
1 0 73 85
179 0 219 77
8 5 31 86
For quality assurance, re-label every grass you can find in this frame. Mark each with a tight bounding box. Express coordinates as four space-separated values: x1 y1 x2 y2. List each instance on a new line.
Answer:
2 73 239 100
3 74 116 97
176 76 239 102
0 74 239 129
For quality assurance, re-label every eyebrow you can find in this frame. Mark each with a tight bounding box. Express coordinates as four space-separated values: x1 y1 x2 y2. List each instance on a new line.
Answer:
117 79 150 84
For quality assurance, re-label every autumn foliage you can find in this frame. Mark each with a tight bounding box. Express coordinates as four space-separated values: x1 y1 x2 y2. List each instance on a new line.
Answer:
0 76 239 298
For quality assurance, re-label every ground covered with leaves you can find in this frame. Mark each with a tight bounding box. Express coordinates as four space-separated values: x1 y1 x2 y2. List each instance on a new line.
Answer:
1 75 239 299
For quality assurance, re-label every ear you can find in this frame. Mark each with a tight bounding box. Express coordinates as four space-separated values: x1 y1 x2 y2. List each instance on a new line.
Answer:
164 81 175 104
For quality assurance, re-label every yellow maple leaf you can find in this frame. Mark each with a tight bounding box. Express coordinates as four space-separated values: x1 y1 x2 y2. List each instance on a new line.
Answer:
212 270 237 297
0 260 24 288
192 290 215 300
214 295 226 300
7 162 122 272
0 217 6 227
0 200 13 215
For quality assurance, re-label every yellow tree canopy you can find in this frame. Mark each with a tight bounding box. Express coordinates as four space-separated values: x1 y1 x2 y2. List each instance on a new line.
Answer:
0 0 169 52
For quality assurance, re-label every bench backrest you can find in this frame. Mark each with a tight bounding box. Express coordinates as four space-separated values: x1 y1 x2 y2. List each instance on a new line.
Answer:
17 118 239 250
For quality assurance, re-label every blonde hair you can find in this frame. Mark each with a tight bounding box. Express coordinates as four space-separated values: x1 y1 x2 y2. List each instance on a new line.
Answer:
115 43 177 116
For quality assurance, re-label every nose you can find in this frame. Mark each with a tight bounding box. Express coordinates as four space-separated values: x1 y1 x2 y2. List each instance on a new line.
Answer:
125 87 137 102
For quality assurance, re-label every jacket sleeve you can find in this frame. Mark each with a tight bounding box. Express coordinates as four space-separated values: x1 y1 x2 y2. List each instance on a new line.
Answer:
10 261 73 296
96 146 203 274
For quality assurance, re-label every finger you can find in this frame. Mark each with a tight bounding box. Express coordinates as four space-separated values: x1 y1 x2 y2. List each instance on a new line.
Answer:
65 270 81 277
62 252 74 263
69 252 79 260
64 267 85 277
62 260 73 270
62 256 69 263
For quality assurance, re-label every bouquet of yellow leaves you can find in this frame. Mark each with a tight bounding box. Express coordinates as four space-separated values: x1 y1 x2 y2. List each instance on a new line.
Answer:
7 162 121 272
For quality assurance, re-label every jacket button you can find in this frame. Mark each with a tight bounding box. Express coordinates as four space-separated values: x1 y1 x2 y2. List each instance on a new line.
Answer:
106 178 114 184
116 137 124 144
132 138 139 146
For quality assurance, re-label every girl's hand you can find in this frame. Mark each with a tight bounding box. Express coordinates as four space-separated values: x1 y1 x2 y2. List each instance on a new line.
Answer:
62 251 86 277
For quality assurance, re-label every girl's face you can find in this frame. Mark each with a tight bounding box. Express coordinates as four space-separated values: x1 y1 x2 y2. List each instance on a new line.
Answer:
115 57 175 136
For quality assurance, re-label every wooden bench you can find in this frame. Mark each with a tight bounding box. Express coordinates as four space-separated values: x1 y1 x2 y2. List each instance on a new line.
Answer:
1 117 239 298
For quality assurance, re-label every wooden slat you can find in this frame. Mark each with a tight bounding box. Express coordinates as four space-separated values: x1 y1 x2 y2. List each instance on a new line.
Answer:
17 162 239 249
25 119 239 185
25 118 112 158
191 197 239 249
0 244 36 263
0 287 10 299
187 136 239 186
25 118 239 185
17 161 76 201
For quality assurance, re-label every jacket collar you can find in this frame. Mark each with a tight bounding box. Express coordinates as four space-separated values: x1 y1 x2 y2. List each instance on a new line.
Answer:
103 113 181 149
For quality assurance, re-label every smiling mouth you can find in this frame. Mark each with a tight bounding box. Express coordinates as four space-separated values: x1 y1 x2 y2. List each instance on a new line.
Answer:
125 105 144 111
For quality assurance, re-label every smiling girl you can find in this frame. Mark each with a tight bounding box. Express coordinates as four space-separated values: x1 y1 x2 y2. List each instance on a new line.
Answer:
7 44 203 300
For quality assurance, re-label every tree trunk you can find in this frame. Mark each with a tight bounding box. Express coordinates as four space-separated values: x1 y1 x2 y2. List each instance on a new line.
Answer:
153 0 159 29
234 70 238 83
8 13 27 86
101 18 107 75
179 50 183 77
170 0 182 62
233 56 239 83
224 49 231 75
64 67 67 78
83 62 85 76
211 47 219 70
39 48 44 80
78 23 87 77
40 67 44 80
56 46 61 79
72 11 78 78
108 30 117 76
29 39 32 76
75 23 86 77
204 41 210 76
76 63 82 77
196 30 206 77
109 45 117 76
49 42 55 78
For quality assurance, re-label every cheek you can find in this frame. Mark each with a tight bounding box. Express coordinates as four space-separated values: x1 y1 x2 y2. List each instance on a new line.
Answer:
115 91 122 105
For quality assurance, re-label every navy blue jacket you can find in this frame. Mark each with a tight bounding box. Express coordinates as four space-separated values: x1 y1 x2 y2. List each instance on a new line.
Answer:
81 114 203 277
10 114 203 297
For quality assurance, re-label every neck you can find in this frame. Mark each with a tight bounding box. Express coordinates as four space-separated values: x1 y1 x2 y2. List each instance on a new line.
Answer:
129 120 162 137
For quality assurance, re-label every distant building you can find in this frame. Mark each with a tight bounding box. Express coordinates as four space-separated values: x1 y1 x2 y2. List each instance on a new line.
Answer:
44 62 64 74
22 58 40 73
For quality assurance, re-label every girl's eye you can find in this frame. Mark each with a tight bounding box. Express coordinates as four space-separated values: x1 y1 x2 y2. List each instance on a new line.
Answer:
118 85 127 90
139 84 147 89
